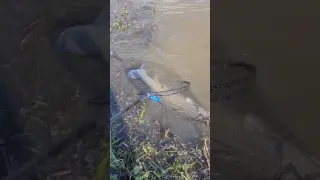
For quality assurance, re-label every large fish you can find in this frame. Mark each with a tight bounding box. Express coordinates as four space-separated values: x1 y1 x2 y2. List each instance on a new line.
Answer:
127 65 210 123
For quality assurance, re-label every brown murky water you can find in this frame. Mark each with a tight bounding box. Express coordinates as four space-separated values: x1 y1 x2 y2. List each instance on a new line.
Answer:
149 0 210 109
109 0 211 142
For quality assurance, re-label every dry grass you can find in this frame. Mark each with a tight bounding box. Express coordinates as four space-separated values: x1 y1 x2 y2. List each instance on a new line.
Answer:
110 90 210 179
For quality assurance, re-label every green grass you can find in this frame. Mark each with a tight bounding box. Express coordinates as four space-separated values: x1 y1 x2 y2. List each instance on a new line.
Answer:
109 103 209 180
110 117 146 179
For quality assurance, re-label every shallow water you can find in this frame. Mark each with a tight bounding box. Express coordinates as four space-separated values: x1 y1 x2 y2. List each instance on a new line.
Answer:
110 0 210 109
149 0 210 109
110 0 210 141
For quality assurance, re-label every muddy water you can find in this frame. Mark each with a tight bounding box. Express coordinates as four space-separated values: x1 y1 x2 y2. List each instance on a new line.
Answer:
141 0 211 142
110 0 210 144
150 0 210 109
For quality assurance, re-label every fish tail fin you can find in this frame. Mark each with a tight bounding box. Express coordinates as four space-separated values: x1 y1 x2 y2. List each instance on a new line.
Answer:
127 64 146 79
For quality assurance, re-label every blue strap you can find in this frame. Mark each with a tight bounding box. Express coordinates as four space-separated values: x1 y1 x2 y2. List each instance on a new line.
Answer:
149 95 161 103
144 93 161 103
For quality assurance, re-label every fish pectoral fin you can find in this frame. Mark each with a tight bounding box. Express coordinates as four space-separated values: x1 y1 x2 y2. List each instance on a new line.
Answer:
169 104 185 112
156 101 179 111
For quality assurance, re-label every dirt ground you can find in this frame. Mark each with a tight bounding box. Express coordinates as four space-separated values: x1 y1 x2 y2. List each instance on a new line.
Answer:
0 0 109 179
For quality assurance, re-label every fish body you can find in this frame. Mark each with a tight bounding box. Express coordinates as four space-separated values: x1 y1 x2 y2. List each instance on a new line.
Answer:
127 65 210 122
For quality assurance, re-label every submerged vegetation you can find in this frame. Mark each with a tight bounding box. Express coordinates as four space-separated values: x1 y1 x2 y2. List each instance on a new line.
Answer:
112 7 130 32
